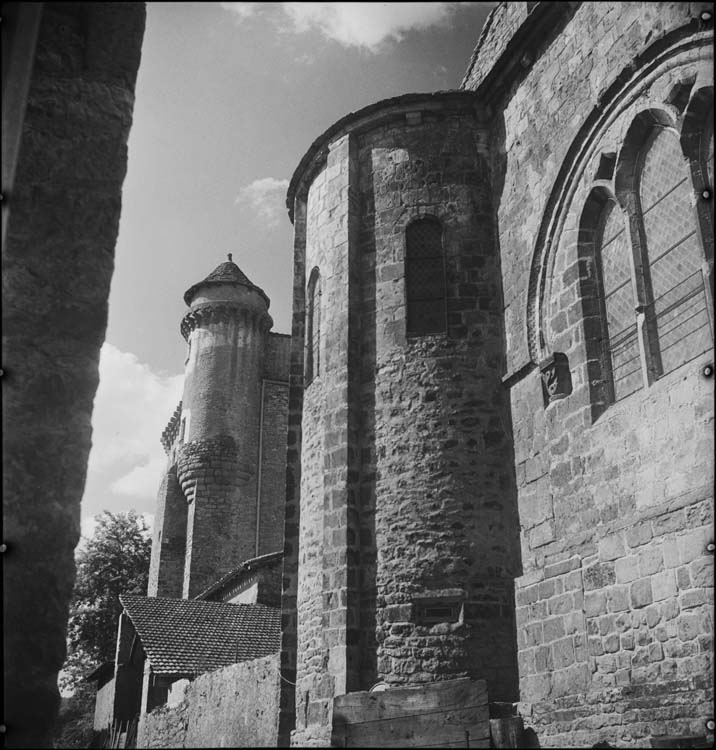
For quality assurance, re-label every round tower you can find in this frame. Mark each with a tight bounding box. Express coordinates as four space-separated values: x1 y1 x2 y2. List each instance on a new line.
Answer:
282 92 522 744
177 255 272 597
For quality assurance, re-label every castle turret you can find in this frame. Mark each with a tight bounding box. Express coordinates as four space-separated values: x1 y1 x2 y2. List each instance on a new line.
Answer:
176 255 273 597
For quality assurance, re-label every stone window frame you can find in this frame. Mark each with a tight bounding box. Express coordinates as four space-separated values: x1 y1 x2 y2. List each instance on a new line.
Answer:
305 266 321 386
580 101 714 421
404 215 448 338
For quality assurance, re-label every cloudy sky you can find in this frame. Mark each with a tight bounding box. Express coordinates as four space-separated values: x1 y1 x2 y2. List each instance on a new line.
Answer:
81 1 495 537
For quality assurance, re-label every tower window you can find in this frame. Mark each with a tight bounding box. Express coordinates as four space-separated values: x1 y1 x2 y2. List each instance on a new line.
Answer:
405 218 447 336
305 268 321 385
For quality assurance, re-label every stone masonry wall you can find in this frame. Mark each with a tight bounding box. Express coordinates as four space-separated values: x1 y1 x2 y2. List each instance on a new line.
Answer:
258 381 289 556
290 96 524 745
2 4 145 747
360 111 521 701
463 2 714 746
137 654 280 748
147 466 187 598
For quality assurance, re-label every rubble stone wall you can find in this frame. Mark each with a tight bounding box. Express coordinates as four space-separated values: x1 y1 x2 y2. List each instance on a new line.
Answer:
137 654 280 748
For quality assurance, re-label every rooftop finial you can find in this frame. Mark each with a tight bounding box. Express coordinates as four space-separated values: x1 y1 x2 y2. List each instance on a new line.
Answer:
227 253 233 262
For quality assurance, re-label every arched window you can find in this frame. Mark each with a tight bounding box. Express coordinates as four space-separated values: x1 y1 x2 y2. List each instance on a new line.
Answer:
405 217 446 336
305 268 321 385
594 199 642 403
637 126 711 377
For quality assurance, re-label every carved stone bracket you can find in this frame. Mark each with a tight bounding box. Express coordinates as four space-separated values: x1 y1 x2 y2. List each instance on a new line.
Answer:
539 352 572 406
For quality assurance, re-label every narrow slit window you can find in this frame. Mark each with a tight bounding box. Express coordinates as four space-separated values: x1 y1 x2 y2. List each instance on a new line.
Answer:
405 218 446 336
305 268 321 385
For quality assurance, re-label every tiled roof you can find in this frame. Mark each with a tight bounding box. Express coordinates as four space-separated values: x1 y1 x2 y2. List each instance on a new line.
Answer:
119 594 280 675
194 550 283 602
183 257 269 306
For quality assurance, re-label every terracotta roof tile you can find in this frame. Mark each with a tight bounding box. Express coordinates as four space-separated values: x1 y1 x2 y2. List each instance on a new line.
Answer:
119 594 280 675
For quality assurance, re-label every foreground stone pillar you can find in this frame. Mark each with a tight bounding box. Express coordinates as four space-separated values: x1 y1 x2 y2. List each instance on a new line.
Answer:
2 4 145 746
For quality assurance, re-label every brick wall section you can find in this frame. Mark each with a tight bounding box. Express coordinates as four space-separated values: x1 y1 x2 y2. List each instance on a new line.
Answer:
137 654 280 748
462 2 714 746
148 466 187 598
2 4 145 746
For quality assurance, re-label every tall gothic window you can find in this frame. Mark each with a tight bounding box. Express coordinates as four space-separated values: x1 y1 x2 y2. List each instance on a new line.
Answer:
584 112 713 418
638 126 711 378
594 199 642 402
305 267 321 385
405 217 446 336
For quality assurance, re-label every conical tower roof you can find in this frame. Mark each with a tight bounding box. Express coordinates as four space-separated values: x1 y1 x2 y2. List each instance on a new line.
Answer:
183 254 270 307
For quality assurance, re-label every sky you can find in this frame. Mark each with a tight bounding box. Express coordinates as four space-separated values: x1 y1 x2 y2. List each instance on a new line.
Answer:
81 1 495 539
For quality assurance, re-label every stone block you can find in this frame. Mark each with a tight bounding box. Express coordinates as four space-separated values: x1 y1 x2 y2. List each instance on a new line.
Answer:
625 521 652 548
543 617 565 642
615 556 639 584
584 591 607 617
583 562 615 590
651 570 677 601
530 519 556 548
679 589 710 610
677 615 700 642
552 637 575 668
637 545 663 576
689 557 713 588
630 579 653 609
598 534 625 561
606 585 630 612
548 593 573 616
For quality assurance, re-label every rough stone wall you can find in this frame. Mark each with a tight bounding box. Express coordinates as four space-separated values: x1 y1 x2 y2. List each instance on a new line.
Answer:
148 466 187 598
461 2 531 91
289 97 523 745
258 381 289 556
462 2 714 746
2 4 145 747
361 112 520 701
264 332 291 380
292 141 344 747
177 435 255 597
137 654 280 748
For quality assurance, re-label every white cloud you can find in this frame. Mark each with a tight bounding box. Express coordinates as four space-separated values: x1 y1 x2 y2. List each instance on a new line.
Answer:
221 2 474 52
82 343 183 519
235 177 290 228
219 2 261 21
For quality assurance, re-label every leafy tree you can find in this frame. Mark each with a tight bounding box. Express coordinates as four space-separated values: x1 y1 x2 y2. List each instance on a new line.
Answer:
60 510 151 693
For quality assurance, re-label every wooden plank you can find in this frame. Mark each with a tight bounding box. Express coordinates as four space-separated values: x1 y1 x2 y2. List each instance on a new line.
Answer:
332 678 489 748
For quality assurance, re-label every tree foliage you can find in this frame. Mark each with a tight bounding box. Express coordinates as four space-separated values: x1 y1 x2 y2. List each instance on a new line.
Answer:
61 510 151 693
